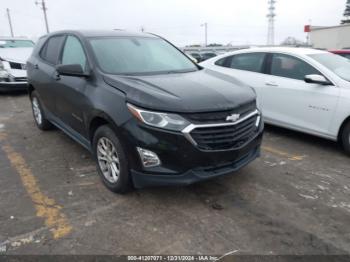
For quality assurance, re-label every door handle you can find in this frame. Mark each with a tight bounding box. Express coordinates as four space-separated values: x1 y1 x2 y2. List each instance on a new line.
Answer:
265 81 278 87
34 64 39 69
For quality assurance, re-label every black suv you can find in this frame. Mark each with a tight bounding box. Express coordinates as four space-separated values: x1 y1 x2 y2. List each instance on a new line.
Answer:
27 30 263 193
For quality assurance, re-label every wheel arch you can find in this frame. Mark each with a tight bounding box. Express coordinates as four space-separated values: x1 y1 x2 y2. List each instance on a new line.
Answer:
338 115 350 141
28 84 35 96
88 113 114 142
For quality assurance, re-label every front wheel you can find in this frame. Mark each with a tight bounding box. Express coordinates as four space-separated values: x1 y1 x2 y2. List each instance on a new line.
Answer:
92 125 132 193
341 121 350 156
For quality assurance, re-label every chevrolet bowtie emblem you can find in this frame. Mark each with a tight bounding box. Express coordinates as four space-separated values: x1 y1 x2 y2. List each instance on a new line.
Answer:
226 113 240 122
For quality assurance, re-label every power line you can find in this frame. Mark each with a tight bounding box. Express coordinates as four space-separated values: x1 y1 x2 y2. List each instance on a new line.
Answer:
35 0 49 33
6 8 14 37
267 0 276 45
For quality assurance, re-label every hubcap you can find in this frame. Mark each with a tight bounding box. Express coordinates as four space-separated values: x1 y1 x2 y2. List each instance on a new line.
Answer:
32 97 42 125
97 137 120 183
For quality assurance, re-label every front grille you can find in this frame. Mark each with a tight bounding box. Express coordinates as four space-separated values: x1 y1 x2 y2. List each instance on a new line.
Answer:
14 77 27 82
9 62 26 70
182 101 256 124
188 114 259 151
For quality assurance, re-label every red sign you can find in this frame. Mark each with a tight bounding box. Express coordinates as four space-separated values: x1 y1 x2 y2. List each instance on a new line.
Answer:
304 25 311 33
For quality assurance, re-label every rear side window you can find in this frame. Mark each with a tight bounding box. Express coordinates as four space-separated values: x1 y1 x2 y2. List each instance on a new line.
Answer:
215 57 228 66
270 53 320 81
61 36 87 69
215 53 266 73
40 35 65 64
229 53 266 73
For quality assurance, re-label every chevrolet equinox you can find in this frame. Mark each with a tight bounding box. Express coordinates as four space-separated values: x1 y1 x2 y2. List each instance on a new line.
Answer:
27 30 264 193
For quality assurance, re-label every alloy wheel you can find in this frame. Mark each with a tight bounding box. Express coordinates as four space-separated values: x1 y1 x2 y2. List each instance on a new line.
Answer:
97 137 120 183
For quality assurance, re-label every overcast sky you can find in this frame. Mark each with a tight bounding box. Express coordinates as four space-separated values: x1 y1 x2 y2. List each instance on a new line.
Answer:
0 0 346 46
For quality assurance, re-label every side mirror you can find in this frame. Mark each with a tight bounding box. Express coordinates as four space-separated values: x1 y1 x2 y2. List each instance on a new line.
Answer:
304 74 332 85
56 64 89 77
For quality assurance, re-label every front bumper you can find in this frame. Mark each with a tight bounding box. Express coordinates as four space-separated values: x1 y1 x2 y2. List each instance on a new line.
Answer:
131 145 260 188
121 117 264 188
0 81 28 92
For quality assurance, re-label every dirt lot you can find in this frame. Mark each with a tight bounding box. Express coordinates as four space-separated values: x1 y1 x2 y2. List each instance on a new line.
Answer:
0 92 349 255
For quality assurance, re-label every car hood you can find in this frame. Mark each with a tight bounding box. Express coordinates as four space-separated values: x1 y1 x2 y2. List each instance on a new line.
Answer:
103 69 255 113
0 47 33 63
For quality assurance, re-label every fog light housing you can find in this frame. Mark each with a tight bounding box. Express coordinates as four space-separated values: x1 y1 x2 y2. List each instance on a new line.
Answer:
137 147 161 167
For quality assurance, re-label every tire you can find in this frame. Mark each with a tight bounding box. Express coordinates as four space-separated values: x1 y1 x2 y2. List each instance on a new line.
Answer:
92 125 132 193
30 91 53 130
341 120 350 156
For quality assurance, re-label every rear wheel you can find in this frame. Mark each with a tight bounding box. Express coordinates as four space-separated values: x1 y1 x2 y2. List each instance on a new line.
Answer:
341 120 350 155
30 91 53 130
93 125 132 193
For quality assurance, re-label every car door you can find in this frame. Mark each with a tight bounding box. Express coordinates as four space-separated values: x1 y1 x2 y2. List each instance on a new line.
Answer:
262 53 340 136
212 52 269 109
34 35 66 115
54 35 89 136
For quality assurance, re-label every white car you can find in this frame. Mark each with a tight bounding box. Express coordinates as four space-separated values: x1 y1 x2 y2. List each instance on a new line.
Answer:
0 38 35 92
200 47 350 154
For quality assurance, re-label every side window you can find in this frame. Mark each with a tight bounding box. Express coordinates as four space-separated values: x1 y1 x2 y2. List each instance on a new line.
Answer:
270 53 320 81
215 57 229 66
229 53 266 73
40 35 65 64
61 36 87 69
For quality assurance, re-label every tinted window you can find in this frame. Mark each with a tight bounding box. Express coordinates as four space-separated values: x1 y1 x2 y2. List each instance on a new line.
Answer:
229 53 266 73
340 53 350 60
271 53 320 80
61 36 87 69
215 57 229 66
90 37 197 75
40 35 65 64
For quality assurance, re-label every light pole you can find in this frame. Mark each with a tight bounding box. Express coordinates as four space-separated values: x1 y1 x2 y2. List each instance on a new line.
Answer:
6 8 14 37
35 0 50 33
201 22 208 47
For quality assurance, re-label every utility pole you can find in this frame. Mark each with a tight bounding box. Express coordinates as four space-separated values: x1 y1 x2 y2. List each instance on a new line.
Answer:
6 8 14 37
267 0 276 45
35 0 50 33
201 22 208 47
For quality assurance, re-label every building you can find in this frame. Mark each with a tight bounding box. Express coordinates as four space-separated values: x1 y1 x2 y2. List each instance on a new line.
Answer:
309 24 350 49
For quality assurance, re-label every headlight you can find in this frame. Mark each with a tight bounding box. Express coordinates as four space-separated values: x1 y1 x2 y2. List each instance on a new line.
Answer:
127 103 190 131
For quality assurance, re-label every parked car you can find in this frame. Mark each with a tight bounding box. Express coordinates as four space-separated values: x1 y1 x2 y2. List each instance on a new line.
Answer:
200 47 350 154
185 53 198 63
27 30 263 193
201 52 217 61
0 38 35 92
188 52 202 62
329 50 350 60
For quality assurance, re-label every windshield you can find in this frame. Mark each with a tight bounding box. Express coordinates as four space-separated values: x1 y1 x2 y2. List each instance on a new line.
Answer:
309 53 350 82
0 40 35 48
89 37 198 75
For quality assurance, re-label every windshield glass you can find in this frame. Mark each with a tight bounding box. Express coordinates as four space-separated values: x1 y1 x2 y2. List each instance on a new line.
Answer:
0 40 35 48
309 53 350 82
89 37 198 75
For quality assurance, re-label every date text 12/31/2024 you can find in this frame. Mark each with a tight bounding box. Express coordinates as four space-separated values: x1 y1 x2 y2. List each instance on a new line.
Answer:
127 256 219 261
